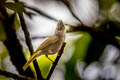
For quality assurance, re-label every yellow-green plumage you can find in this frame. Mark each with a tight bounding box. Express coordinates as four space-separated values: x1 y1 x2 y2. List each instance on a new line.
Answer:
23 20 66 71
23 50 42 71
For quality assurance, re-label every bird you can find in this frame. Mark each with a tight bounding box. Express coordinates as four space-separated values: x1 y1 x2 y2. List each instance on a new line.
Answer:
23 20 66 71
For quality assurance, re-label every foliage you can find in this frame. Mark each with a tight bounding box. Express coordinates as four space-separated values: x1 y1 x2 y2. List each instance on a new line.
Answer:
0 20 6 41
65 32 92 80
0 0 120 80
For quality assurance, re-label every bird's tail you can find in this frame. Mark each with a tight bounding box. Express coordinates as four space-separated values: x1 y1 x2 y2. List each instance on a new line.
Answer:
23 51 42 71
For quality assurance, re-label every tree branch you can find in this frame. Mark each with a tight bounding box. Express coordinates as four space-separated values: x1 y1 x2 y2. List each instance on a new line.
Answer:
13 0 43 79
69 25 120 49
18 12 43 79
0 69 37 80
60 0 83 24
25 5 58 21
0 5 34 77
46 42 66 80
24 1 83 24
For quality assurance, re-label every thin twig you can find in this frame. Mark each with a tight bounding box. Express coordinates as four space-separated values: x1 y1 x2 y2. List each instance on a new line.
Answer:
60 0 83 24
0 69 37 80
25 5 58 21
14 0 43 78
25 1 83 24
69 25 120 49
14 0 43 79
46 42 66 80
18 12 43 79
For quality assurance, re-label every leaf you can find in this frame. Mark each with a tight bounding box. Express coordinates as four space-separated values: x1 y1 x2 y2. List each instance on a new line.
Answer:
0 20 7 41
74 32 92 61
26 53 56 78
98 21 120 37
84 39 106 64
5 2 25 13
13 14 21 30
65 32 92 80
7 13 21 30
37 55 56 78
99 0 116 11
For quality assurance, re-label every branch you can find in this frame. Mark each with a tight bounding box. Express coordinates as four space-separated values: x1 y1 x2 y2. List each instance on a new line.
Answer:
13 0 43 78
18 12 43 79
69 25 120 49
46 42 66 80
0 69 37 80
24 1 83 24
60 0 83 24
25 5 58 21
0 5 34 77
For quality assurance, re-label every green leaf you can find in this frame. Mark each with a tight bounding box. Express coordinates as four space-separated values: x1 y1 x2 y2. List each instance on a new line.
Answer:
13 14 20 30
37 55 56 78
5 2 25 13
25 53 56 78
74 32 92 61
84 40 106 64
0 20 7 41
99 0 116 11
65 32 92 80
6 13 21 30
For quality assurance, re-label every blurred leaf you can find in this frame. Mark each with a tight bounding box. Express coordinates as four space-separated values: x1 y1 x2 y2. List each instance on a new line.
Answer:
107 21 120 36
0 45 9 70
109 2 120 21
25 51 56 78
0 20 7 41
5 2 25 13
65 32 92 80
13 14 20 30
5 13 20 30
84 40 106 64
74 32 92 61
37 55 56 78
116 36 120 40
0 0 5 6
23 50 36 77
99 0 116 11
98 21 120 37
0 42 9 59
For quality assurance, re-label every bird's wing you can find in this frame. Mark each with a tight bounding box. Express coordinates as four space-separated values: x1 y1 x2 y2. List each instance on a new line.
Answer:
35 35 58 52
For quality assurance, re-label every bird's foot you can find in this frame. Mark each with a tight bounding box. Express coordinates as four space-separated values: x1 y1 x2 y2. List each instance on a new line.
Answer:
45 55 54 63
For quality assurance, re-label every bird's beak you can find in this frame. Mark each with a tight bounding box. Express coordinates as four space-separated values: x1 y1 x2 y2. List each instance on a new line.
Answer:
57 20 65 30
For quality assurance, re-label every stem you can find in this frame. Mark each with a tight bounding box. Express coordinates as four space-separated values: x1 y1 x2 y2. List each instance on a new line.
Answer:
60 0 83 24
18 13 43 79
25 5 58 21
46 42 66 80
69 25 120 49
0 5 34 77
0 69 36 80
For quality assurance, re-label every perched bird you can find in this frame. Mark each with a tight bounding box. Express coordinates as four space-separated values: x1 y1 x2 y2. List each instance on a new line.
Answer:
23 20 66 71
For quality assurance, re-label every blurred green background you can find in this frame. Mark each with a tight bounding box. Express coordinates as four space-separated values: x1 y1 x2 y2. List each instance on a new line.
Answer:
0 0 120 80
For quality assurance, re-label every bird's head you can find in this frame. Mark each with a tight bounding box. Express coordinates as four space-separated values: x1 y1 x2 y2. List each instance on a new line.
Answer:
55 20 65 36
